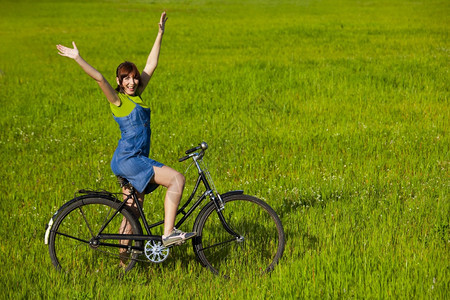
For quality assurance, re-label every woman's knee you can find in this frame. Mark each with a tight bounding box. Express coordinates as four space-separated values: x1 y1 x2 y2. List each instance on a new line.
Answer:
171 172 185 190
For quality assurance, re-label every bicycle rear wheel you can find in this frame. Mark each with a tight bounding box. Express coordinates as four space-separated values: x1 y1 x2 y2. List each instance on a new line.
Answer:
193 194 285 277
48 195 143 274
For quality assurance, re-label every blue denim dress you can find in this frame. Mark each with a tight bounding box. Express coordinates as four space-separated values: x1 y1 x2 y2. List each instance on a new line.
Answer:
110 96 164 194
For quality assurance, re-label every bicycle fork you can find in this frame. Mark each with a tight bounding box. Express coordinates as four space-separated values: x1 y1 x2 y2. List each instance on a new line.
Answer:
209 192 243 241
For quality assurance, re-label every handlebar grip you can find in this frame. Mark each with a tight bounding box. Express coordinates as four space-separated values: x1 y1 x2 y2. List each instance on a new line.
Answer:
185 145 201 154
178 155 190 162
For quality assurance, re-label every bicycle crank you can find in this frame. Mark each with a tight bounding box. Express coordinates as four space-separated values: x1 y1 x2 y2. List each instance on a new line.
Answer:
144 238 170 263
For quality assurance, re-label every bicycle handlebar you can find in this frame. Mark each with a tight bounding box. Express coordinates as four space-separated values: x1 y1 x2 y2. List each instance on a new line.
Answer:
178 155 191 162
179 142 208 162
185 145 201 154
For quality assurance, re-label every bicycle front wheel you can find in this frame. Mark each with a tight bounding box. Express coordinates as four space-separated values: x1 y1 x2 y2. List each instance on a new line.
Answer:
48 195 143 274
193 194 285 277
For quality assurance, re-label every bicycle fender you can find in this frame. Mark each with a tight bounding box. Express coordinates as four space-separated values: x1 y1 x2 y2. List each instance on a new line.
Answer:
44 217 54 245
219 190 244 198
44 196 82 245
44 192 119 245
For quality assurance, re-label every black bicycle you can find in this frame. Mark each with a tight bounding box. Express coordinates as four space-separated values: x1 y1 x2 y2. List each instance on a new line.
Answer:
45 142 285 277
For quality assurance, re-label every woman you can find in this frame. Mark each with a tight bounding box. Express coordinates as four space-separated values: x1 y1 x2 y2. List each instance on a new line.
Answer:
56 12 195 255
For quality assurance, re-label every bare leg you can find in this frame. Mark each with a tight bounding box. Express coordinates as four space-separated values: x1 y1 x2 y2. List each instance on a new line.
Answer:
151 166 186 236
119 187 144 267
119 166 185 266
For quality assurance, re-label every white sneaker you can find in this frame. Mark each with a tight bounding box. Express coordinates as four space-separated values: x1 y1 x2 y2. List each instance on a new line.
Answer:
162 228 196 247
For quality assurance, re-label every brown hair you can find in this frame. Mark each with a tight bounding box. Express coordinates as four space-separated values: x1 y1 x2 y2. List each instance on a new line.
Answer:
115 61 142 93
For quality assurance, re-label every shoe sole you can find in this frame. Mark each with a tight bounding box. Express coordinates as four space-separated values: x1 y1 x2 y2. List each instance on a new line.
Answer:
162 234 196 247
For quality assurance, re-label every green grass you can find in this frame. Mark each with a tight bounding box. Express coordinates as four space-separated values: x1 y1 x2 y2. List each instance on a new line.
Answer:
1 0 448 298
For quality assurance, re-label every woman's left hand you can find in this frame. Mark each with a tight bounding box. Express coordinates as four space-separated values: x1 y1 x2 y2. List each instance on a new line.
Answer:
159 11 168 34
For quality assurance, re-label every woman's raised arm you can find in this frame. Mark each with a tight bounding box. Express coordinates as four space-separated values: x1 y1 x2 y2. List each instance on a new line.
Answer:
138 12 168 95
57 42 120 106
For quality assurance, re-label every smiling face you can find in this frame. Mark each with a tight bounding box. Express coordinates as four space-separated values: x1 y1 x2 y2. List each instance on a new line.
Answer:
115 61 141 96
120 75 140 96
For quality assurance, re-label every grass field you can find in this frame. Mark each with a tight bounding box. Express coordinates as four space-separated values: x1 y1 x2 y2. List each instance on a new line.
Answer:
1 0 449 298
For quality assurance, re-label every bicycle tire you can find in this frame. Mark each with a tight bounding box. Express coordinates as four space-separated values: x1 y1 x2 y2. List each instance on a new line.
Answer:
192 194 285 277
48 195 143 274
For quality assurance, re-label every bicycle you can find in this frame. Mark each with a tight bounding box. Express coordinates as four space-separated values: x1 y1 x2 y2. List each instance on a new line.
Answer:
45 142 285 277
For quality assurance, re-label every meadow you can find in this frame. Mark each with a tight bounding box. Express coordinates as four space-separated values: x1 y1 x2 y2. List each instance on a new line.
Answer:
0 0 448 298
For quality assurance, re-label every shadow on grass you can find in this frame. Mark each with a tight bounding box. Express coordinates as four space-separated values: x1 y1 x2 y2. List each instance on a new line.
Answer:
116 245 203 283
271 196 322 257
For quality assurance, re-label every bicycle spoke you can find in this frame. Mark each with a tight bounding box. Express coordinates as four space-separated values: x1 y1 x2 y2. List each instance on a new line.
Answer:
78 206 95 238
54 230 90 244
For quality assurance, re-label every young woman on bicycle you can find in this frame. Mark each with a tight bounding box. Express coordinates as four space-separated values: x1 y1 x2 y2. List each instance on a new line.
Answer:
56 12 195 257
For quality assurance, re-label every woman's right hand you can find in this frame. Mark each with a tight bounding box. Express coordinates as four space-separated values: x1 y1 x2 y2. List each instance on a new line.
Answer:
158 11 168 34
56 42 80 59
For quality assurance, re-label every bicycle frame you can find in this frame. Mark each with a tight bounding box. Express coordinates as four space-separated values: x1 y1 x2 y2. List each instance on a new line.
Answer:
96 151 242 248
